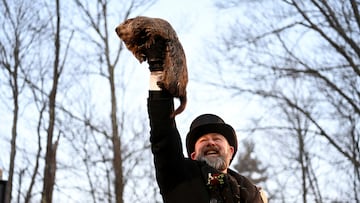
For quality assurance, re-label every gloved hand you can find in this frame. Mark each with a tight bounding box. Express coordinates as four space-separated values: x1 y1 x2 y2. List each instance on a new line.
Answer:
145 40 166 90
144 40 166 72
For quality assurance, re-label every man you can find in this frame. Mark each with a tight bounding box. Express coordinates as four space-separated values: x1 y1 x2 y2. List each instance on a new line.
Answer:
147 70 267 202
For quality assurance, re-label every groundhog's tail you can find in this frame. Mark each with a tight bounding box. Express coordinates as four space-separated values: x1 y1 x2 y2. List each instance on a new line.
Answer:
170 96 187 118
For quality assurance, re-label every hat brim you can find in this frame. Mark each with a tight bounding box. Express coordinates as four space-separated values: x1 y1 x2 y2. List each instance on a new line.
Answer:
186 123 238 159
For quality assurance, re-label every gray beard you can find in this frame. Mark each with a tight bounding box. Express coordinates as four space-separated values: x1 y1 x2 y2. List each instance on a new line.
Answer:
198 155 227 171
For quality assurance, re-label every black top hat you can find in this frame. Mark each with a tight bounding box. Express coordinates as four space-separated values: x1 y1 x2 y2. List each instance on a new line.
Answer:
186 114 238 162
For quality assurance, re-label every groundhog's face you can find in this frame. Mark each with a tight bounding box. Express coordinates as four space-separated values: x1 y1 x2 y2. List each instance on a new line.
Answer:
115 17 152 45
115 18 135 44
115 17 155 62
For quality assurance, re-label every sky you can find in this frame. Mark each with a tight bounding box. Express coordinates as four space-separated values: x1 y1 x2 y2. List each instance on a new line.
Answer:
109 0 264 157
2 1 357 201
0 0 224 171
119 4 272 177
0 1 265 201
0 0 259 177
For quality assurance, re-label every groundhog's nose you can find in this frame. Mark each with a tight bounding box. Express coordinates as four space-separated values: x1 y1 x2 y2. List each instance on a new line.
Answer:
115 27 125 38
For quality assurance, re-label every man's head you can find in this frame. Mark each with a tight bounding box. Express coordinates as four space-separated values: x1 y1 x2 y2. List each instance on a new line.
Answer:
186 114 238 172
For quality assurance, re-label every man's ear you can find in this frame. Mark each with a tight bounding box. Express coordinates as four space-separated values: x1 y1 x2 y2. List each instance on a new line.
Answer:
190 152 196 160
229 146 234 157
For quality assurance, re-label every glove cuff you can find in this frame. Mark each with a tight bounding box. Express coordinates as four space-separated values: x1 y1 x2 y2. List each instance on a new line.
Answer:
149 71 163 91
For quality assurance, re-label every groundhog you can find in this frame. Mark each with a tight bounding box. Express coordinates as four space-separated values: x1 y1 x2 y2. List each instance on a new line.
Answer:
115 16 188 118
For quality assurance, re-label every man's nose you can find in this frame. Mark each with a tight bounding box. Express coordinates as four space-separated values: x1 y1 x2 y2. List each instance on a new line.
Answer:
206 139 216 146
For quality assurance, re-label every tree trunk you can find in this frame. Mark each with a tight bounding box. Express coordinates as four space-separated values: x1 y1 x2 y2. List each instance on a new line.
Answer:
41 0 61 202
108 63 124 203
5 76 18 203
5 11 21 203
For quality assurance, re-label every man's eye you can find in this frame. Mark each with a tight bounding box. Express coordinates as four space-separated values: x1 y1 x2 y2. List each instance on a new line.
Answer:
213 137 222 141
199 139 207 143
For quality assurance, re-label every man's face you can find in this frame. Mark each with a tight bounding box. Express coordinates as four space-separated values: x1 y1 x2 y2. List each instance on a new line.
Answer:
190 133 234 172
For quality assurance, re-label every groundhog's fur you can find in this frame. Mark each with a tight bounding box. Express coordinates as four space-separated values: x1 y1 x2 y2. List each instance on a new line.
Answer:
115 16 188 117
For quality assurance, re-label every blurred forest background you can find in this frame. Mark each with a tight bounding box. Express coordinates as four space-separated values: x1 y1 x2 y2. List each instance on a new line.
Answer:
0 0 359 202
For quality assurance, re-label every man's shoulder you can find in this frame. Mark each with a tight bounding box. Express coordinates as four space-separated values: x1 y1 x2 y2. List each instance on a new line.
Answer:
227 168 259 191
228 168 268 203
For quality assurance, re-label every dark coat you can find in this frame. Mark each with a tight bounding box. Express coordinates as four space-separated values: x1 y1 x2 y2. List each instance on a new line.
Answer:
148 91 263 203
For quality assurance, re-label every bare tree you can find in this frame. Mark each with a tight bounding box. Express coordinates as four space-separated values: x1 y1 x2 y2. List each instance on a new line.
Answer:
1 0 165 202
1 0 74 201
0 0 48 202
209 0 360 202
41 0 62 202
71 0 157 202
277 94 323 203
0 1 21 200
234 140 268 185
